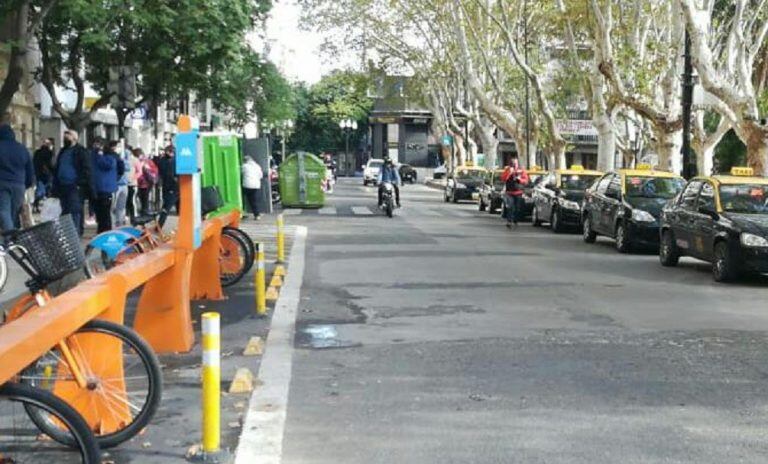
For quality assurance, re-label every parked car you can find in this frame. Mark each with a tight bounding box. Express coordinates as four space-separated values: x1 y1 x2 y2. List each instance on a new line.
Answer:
445 166 486 203
433 164 447 180
478 169 505 213
531 165 603 232
582 165 685 252
399 164 418 183
659 167 768 282
363 159 384 186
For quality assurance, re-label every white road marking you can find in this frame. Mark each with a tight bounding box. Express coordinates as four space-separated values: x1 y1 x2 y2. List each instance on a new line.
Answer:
234 226 308 464
281 209 302 215
351 206 374 215
318 207 337 215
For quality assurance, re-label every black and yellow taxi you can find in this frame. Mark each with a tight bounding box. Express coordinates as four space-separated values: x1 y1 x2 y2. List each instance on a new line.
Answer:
478 168 505 213
582 165 685 252
532 165 603 232
521 166 549 217
659 167 768 282
445 166 487 203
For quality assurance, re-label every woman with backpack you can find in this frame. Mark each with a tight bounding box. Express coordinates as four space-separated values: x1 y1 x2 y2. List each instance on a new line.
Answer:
500 158 529 229
135 148 159 215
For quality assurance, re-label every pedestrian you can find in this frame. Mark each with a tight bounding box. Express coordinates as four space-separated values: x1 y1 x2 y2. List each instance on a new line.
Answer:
241 155 263 220
32 137 54 213
0 115 35 231
106 140 128 228
500 158 529 228
126 145 138 221
135 148 158 215
91 140 118 233
53 130 92 236
156 145 177 225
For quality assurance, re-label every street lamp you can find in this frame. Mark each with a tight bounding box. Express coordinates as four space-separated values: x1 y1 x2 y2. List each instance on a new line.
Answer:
339 118 358 176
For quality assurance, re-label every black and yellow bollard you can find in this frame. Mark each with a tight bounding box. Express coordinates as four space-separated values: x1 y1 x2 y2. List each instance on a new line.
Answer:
255 243 267 316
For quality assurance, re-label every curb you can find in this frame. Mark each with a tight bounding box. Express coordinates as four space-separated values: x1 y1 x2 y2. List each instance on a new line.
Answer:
233 225 308 464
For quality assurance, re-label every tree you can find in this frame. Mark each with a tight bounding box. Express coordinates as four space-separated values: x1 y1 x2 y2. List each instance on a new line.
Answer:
680 0 768 174
0 0 57 117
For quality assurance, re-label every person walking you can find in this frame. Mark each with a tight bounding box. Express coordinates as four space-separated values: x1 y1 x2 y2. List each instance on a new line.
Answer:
500 158 529 229
105 141 127 228
0 118 35 231
135 148 158 215
241 156 263 220
125 145 138 221
156 145 177 225
53 130 92 236
32 137 54 213
91 141 118 233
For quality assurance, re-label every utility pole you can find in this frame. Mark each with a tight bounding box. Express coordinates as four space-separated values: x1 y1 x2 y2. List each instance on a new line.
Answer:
681 28 695 179
524 0 531 168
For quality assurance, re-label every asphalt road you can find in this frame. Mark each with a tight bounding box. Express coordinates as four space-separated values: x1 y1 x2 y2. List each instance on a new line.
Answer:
279 177 768 464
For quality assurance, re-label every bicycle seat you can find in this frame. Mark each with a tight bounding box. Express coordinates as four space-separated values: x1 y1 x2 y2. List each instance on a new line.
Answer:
131 214 158 227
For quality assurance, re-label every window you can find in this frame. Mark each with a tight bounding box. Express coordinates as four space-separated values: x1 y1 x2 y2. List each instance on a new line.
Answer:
698 182 715 211
625 177 685 200
596 174 612 195
560 174 601 191
605 174 621 199
680 181 702 210
719 184 768 214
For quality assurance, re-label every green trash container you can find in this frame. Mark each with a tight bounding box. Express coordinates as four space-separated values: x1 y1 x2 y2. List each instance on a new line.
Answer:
279 152 326 208
200 133 243 215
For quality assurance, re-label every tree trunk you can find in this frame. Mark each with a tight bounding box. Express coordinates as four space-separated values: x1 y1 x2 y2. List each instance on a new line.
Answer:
0 3 30 117
596 117 617 172
695 144 715 176
742 122 768 175
654 129 682 174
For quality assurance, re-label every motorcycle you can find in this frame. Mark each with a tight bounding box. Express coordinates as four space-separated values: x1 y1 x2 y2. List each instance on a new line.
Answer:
379 182 396 218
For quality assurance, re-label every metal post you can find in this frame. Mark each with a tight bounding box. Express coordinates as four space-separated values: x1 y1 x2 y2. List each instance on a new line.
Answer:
276 214 285 264
524 0 531 168
681 29 695 179
255 243 266 316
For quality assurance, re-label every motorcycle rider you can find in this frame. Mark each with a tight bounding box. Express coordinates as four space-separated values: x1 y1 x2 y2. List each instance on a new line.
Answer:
500 158 529 228
377 156 402 208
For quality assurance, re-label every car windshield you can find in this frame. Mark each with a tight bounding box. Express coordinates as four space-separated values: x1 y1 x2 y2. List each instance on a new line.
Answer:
719 184 768 214
368 161 383 168
625 176 684 199
560 174 599 191
528 174 544 187
456 170 484 182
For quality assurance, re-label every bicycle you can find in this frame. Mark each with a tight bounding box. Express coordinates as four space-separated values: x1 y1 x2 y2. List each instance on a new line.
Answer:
0 381 101 463
1 215 162 449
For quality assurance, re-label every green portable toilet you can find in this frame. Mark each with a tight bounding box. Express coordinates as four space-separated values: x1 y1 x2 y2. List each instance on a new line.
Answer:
201 133 242 215
279 152 326 208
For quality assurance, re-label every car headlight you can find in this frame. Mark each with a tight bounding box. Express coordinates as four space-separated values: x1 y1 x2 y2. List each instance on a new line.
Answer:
631 209 655 222
560 199 580 210
740 233 768 247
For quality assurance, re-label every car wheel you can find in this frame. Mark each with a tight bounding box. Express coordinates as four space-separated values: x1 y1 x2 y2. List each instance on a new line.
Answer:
451 190 458 203
479 197 486 212
532 206 542 227
444 189 450 203
551 209 564 233
363 180 368 186
582 215 597 243
659 229 680 267
713 241 740 282
488 199 497 214
615 222 631 253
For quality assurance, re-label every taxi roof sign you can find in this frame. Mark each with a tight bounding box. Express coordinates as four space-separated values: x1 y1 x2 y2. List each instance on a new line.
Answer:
636 163 653 170
730 167 754 176
530 165 544 171
569 165 584 171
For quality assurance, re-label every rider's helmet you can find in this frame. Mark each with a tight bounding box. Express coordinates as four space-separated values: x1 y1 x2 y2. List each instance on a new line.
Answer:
383 155 393 167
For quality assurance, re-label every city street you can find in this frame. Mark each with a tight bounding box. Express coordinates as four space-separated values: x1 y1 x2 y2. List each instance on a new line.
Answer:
267 177 768 463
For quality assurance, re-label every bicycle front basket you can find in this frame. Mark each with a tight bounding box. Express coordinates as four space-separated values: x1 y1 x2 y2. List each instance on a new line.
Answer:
14 215 85 282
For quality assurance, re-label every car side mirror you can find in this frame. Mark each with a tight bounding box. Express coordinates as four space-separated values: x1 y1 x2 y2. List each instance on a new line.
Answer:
698 204 719 219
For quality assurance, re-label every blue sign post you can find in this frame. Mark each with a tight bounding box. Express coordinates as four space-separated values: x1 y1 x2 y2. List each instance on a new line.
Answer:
174 124 202 249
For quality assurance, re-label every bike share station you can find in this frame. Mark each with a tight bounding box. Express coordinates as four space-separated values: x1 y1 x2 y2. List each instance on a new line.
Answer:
0 115 292 463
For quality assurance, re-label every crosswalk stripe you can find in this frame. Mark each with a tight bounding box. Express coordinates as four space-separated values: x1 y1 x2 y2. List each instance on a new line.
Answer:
318 207 337 215
281 209 302 215
351 206 374 215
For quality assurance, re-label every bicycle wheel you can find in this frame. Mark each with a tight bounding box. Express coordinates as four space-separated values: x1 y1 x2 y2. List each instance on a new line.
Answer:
220 231 249 287
20 319 162 449
223 226 255 273
83 241 144 277
0 382 101 463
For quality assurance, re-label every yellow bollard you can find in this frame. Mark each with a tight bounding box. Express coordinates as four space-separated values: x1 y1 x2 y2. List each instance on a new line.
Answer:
201 312 221 454
276 214 285 263
255 243 267 316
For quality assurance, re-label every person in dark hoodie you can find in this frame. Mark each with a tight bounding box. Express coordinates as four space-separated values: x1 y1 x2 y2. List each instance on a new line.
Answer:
0 116 35 231
54 130 92 236
91 139 118 233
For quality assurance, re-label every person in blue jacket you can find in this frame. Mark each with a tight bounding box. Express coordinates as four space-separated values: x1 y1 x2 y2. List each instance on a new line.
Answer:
0 118 35 231
91 139 117 233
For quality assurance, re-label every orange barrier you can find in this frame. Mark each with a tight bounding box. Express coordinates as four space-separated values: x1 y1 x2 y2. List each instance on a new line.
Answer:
0 209 239 386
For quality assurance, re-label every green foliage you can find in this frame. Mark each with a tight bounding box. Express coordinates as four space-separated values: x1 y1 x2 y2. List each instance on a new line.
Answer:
713 129 747 173
289 70 373 153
